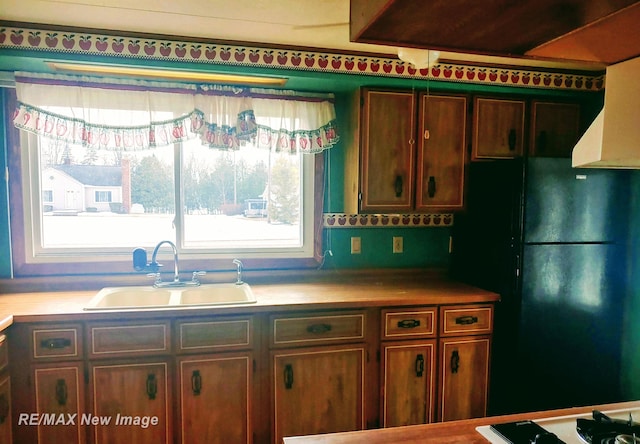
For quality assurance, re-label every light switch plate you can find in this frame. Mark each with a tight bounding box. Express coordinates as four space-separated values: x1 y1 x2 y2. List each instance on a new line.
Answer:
351 237 361 254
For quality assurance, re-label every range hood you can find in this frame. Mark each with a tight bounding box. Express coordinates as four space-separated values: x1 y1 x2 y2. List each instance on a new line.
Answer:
572 56 640 168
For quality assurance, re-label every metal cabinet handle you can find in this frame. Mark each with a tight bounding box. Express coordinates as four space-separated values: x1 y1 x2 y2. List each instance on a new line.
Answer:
41 338 71 349
191 370 202 396
306 323 332 334
397 319 421 329
395 175 403 197
415 354 425 377
146 373 157 400
455 315 478 325
451 350 460 374
508 128 517 151
537 130 547 153
55 378 67 406
427 176 436 198
284 364 294 390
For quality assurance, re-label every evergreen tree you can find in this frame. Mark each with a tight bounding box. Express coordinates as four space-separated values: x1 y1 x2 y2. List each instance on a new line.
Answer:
268 155 299 224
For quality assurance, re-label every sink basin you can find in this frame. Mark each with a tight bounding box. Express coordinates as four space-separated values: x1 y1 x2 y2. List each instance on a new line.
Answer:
83 283 256 310
179 283 256 306
84 286 174 310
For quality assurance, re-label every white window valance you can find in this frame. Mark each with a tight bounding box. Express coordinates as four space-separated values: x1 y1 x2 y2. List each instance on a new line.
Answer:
12 72 339 153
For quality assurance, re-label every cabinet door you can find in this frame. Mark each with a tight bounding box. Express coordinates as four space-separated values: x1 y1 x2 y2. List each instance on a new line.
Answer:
178 353 252 444
473 98 525 159
360 89 417 212
438 336 491 421
33 363 85 444
382 340 436 427
90 361 170 444
0 373 11 444
530 101 580 158
416 94 467 210
272 345 365 444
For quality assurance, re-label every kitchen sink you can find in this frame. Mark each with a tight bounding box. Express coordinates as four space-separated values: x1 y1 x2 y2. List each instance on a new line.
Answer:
179 283 255 306
83 283 256 310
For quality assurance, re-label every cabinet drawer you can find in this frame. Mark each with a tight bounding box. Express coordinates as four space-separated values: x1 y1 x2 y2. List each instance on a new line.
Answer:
176 316 253 353
382 308 437 340
0 335 7 372
271 312 365 347
32 325 82 360
88 321 170 358
440 305 493 336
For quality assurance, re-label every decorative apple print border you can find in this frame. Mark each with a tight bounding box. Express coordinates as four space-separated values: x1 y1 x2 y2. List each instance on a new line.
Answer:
0 25 605 91
323 213 453 228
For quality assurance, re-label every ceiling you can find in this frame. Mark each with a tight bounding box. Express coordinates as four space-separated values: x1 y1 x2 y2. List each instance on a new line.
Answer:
2 0 638 72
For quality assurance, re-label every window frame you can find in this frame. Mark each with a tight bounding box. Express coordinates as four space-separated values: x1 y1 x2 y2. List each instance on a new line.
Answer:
6 89 325 278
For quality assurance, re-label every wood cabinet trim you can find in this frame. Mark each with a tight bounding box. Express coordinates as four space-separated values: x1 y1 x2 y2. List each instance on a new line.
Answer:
382 340 436 426
177 318 253 352
382 309 437 339
271 313 366 346
89 323 169 357
32 327 80 360
0 335 7 372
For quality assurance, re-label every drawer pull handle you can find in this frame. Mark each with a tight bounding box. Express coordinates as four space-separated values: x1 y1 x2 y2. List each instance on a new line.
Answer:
395 175 403 198
191 370 202 396
0 394 8 424
455 315 478 325
284 364 294 390
55 379 67 406
146 373 157 400
451 350 460 374
397 319 421 329
306 323 332 334
41 338 71 349
415 354 424 377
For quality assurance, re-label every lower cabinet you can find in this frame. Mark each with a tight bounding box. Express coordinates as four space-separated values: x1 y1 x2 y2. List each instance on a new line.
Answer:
382 341 436 427
89 360 171 444
33 363 85 444
0 334 11 444
8 303 494 444
272 345 365 444
177 353 252 444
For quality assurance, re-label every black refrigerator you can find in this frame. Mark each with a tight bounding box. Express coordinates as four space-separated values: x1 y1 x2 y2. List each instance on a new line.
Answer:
451 157 631 415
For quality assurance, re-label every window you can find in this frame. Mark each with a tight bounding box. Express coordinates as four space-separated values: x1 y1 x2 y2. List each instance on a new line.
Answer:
9 77 337 276
19 128 316 267
95 191 112 203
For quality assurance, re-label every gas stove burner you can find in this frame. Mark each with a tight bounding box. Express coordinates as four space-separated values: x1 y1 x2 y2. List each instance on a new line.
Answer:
577 411 640 444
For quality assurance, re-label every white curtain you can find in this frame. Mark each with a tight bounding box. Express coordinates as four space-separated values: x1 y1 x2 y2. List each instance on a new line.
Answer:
12 72 339 153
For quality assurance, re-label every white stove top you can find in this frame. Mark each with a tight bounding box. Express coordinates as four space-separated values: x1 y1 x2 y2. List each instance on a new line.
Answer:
476 407 640 443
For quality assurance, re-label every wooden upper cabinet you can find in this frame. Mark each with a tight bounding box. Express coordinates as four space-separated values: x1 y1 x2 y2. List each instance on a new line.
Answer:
530 101 581 158
416 94 467 211
473 97 525 159
360 89 417 212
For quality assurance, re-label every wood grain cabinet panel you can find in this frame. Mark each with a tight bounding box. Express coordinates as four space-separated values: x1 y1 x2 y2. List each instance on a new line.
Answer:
32 325 82 360
89 360 171 444
176 317 253 353
473 97 525 159
438 336 491 421
177 353 252 444
416 94 467 211
33 363 85 444
272 312 365 347
382 340 436 427
272 345 365 444
530 101 581 158
88 322 170 358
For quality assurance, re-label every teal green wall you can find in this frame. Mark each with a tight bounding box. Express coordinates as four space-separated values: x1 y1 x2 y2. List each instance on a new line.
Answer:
0 47 604 274
0 89 11 278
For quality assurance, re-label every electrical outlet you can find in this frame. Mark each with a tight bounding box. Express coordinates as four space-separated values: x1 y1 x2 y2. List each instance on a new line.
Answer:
393 236 403 254
351 237 361 254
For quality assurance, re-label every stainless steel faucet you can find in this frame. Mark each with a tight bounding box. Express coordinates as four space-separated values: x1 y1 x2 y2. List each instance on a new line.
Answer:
147 240 203 288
